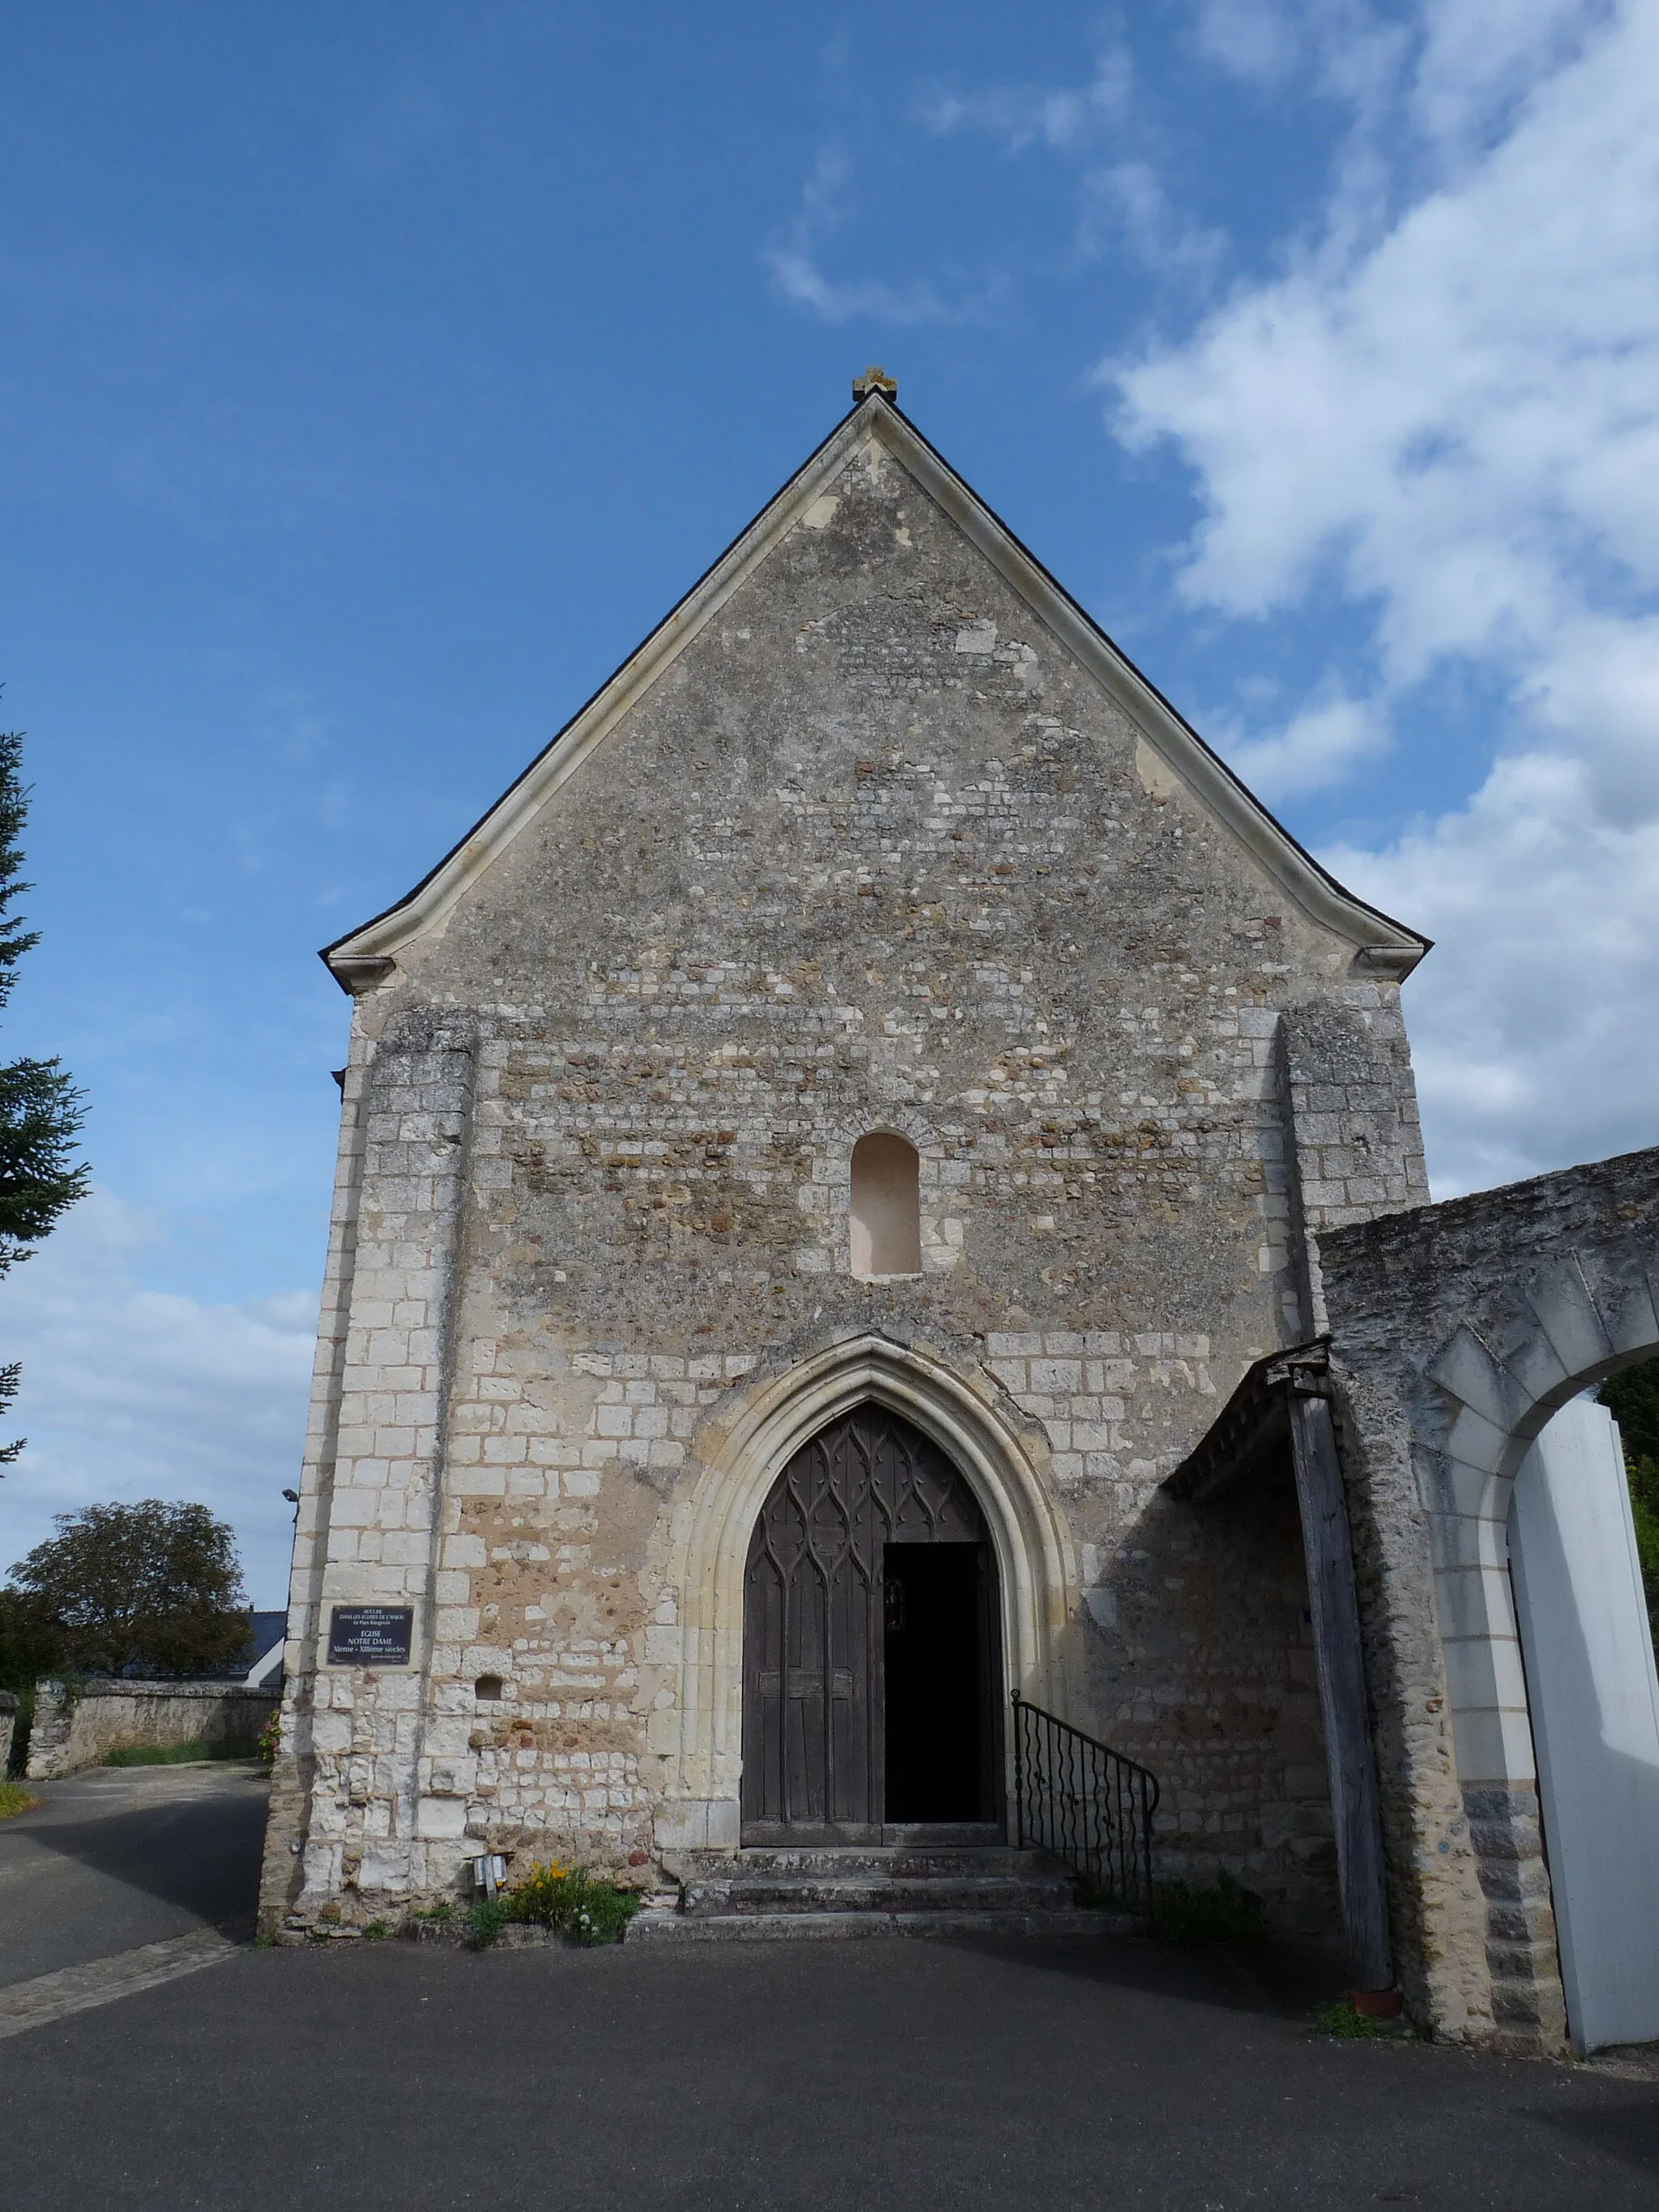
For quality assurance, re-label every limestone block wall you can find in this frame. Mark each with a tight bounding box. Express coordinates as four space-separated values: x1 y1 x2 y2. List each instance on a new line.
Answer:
261 1019 478 1925
262 422 1434 1943
265 1070 1364 1944
0 1689 15 1776
1277 995 1429 1338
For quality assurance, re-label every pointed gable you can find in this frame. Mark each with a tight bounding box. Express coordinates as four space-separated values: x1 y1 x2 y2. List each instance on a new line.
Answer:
322 388 1427 991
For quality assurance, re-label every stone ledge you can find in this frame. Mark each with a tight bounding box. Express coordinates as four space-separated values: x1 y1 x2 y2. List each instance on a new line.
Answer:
626 1907 1138 1944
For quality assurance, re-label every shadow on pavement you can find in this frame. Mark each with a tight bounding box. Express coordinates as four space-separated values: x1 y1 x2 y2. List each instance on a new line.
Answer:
940 1925 1354 2021
1536 2099 1659 2170
12 1780 268 1939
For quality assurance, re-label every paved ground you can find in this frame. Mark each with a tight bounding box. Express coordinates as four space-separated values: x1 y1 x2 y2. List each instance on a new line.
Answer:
0 1761 269 1984
3 1767 1658 2210
9 1936 1659 2210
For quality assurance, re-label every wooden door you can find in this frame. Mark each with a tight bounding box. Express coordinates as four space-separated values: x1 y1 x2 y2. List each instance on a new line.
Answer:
740 1404 993 1843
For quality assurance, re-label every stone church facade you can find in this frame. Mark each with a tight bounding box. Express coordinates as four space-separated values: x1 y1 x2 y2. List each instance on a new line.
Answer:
260 376 1659 2055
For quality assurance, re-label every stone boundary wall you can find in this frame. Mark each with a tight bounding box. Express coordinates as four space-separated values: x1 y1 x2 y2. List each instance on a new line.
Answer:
0 1689 15 1776
26 1680 279 1780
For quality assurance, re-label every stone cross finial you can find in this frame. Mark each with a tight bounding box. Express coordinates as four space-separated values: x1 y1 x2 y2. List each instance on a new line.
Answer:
853 365 898 402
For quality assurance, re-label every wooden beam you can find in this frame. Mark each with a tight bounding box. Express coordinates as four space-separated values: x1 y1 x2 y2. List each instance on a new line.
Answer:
1165 1338 1329 1504
1288 1390 1392 1990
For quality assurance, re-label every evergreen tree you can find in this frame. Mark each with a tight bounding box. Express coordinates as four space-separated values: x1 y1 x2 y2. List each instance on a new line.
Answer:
0 721 89 1464
1597 1357 1659 1648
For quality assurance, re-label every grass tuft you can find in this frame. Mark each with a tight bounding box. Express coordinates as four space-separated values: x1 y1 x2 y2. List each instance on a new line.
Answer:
467 1895 513 1949
101 1741 250 1767
1312 1997 1396 2039
0 1779 39 1819
1147 1871 1269 1947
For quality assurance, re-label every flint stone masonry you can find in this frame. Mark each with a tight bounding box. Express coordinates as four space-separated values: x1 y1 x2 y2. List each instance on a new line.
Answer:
0 1689 15 1775
1319 1143 1659 2054
25 1680 278 1779
259 391 1543 2010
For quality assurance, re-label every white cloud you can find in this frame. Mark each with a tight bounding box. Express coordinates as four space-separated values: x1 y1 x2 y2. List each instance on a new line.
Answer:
918 51 1133 151
0 1194 316 1606
1190 1 1410 108
1325 752 1659 1195
1190 0 1308 87
919 50 1223 287
1112 16 1659 675
763 150 996 326
1076 161 1226 283
1410 0 1607 156
1221 693 1389 800
1104 1 1659 1191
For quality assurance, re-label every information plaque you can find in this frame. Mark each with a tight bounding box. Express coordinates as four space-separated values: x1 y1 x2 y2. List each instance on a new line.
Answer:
327 1605 415 1666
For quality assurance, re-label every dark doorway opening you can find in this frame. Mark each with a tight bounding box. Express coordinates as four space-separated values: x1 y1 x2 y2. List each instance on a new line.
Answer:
740 1404 1004 1843
883 1543 991 1822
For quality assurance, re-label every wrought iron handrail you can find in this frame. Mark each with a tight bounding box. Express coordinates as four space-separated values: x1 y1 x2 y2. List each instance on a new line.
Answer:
1010 1694 1159 1913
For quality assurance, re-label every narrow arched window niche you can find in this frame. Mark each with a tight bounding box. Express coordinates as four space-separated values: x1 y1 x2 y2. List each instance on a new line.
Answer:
850 1132 922 1279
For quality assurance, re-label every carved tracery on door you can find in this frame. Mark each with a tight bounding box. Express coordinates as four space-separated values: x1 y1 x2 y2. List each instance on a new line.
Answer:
740 1402 1001 1843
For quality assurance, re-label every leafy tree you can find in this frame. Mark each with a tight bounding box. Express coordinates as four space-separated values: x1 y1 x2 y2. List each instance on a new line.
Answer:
0 1583 64 1692
6 1500 251 1678
0 722 90 1464
1597 1358 1659 1647
0 1583 65 1716
0 1583 66 1771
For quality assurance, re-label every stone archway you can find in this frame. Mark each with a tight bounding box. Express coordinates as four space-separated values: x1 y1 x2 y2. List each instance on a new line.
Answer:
1419 1261 1659 1818
1317 1145 1659 2051
650 1332 1079 1856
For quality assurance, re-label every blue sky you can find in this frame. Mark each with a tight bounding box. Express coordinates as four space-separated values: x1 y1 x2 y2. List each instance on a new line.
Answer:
2 1 1655 1603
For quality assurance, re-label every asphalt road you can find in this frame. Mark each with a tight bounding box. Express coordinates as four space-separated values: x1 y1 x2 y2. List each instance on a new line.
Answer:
0 1760 269 1984
3 1765 1658 2210
5 1937 1659 2210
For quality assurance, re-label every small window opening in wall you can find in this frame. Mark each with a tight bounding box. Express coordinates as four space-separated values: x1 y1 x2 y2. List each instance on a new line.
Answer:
851 1132 922 1279
474 1674 505 1702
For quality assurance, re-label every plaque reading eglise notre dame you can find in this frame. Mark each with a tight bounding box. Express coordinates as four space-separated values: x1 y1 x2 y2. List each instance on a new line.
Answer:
326 1605 414 1665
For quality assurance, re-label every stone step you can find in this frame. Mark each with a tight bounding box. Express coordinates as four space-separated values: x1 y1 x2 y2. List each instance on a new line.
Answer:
667 1844 1050 1882
627 1907 1137 1946
680 1871 1074 1918
653 1843 1122 1937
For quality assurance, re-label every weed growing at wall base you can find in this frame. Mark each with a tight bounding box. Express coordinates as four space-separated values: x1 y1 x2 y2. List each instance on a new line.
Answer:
0 1778 37 1818
102 1741 249 1766
1148 1872 1268 1946
466 1894 512 1948
1312 1997 1396 2039
467 1860 641 1949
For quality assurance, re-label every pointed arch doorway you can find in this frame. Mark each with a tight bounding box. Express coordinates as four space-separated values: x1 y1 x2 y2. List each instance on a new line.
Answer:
740 1402 1004 1843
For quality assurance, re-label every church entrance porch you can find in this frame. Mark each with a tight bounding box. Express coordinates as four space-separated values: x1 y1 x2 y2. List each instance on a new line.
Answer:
740 1404 1004 1846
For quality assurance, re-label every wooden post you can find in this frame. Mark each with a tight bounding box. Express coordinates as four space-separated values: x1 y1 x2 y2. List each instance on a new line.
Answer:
1287 1389 1392 1990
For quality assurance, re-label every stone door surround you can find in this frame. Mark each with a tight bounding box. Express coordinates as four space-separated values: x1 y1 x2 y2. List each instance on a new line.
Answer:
652 1330 1079 1855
